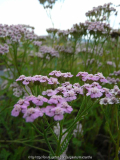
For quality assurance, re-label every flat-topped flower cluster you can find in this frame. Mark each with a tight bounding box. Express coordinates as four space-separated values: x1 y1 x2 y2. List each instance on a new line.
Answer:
11 94 73 122
11 71 120 122
0 24 37 43
85 3 116 19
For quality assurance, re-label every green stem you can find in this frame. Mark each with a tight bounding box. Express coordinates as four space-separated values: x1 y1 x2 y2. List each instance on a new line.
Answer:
56 120 63 156
100 105 116 146
44 130 55 156
31 123 43 136
23 86 31 96
62 99 99 136
0 140 50 153
115 128 120 160
44 115 58 142
115 104 120 160
12 43 21 76
32 122 55 156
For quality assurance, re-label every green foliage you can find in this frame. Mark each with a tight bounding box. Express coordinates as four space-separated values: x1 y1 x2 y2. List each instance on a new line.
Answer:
0 149 11 160
0 2 120 159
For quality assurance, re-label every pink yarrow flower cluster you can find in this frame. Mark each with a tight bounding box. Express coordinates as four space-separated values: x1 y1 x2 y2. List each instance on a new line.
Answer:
45 99 73 121
12 71 113 123
86 87 104 98
11 95 47 121
99 85 120 105
49 70 73 80
76 72 108 83
11 93 73 122
16 75 59 86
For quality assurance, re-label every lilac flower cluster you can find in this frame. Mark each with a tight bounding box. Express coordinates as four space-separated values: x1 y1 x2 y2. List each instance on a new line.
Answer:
0 44 9 55
46 28 58 34
106 70 120 84
33 41 42 47
12 71 118 122
55 45 73 55
0 24 37 43
42 80 106 99
100 85 120 105
85 3 116 18
48 71 109 99
11 93 73 122
55 20 112 41
109 70 120 77
10 82 32 97
55 45 73 54
49 70 73 80
16 74 59 87
107 77 120 84
76 72 108 83
29 45 59 59
106 61 116 67
68 22 88 37
57 30 69 37
15 71 108 100
39 45 59 57
87 21 111 35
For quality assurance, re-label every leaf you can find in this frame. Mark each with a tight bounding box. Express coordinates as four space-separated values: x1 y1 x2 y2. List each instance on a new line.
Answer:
12 147 25 160
60 133 73 155
0 148 11 160
72 137 82 147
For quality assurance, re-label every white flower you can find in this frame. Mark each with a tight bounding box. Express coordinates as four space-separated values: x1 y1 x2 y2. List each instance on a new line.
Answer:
100 97 109 105
108 97 119 104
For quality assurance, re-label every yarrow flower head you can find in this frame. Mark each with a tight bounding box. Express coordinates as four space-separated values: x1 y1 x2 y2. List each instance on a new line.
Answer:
76 71 88 78
51 107 64 121
23 107 43 122
108 97 119 104
62 82 72 87
61 72 73 78
48 95 64 104
63 90 76 102
39 76 49 83
42 89 57 96
17 99 29 105
11 104 21 117
32 75 42 81
22 76 33 85
48 77 59 86
55 87 66 94
73 87 83 95
100 97 109 105
16 75 26 81
49 70 62 77
17 99 30 112
86 87 104 98
57 102 73 113
45 105 56 117
25 95 36 101
102 88 112 98
76 72 108 84
111 85 119 95
32 95 48 106
0 44 9 55
73 83 80 88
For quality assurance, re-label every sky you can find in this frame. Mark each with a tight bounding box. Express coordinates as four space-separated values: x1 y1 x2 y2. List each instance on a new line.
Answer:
0 0 120 36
